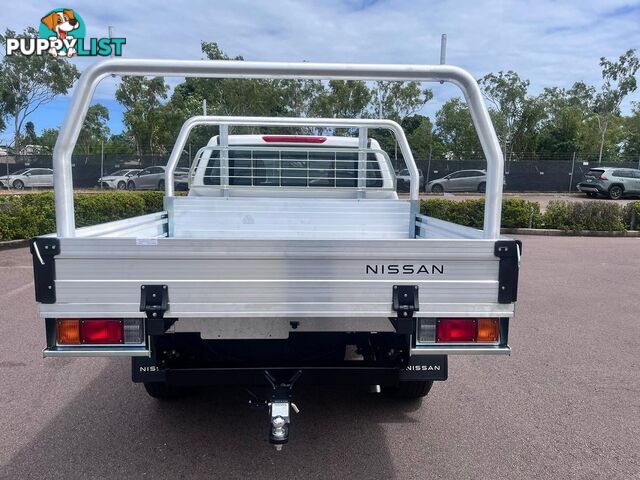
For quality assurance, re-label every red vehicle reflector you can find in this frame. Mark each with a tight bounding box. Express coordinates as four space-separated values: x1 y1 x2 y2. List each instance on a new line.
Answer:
436 319 476 342
262 135 327 143
80 319 124 344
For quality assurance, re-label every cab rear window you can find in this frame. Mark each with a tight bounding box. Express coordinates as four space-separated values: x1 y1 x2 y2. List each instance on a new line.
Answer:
203 147 383 188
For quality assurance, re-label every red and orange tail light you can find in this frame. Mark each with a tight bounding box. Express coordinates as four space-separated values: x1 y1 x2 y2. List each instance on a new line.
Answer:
418 318 500 344
56 319 144 345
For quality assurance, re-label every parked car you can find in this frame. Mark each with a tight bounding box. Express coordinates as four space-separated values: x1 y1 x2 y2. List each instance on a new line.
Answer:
396 168 425 192
98 169 141 190
174 167 190 191
0 168 53 190
427 169 489 193
126 166 190 191
576 167 640 199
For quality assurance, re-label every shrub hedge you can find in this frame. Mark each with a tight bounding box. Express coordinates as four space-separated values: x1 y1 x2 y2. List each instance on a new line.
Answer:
540 200 626 232
624 201 640 230
0 191 165 241
420 198 541 229
1 192 638 241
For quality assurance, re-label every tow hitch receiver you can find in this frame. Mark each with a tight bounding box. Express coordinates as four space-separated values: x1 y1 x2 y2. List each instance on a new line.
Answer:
257 370 302 450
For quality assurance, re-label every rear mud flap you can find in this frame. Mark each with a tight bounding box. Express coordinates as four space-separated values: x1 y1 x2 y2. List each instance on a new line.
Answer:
399 355 447 381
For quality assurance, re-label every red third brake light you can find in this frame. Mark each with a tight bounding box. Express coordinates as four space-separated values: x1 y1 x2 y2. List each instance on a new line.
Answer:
262 135 327 143
80 319 124 344
436 319 476 342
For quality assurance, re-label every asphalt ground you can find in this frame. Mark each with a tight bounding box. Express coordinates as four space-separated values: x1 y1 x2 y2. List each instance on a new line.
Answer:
1 237 639 479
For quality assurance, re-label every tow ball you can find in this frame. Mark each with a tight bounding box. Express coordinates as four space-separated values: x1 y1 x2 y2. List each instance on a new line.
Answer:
248 370 301 450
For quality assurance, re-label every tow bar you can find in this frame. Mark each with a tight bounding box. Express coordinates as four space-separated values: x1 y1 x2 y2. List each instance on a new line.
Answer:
248 370 301 450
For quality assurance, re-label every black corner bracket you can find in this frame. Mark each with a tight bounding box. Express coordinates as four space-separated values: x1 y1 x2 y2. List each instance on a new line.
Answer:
494 240 522 304
140 284 169 319
390 285 419 334
140 284 171 335
30 237 60 304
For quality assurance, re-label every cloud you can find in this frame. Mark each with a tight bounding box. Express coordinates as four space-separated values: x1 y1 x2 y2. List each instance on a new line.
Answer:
1 0 639 142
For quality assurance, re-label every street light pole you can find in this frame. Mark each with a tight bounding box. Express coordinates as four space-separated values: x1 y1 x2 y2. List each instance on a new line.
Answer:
439 34 447 84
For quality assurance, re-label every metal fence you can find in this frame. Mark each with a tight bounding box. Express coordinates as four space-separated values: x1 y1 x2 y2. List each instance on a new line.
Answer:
416 158 640 192
2 153 640 192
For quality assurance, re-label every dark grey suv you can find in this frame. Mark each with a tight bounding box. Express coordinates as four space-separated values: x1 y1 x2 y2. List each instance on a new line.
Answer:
577 167 640 199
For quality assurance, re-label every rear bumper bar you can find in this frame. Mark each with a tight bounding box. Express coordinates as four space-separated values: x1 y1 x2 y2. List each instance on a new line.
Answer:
576 183 605 193
43 347 150 357
412 346 511 355
42 345 510 358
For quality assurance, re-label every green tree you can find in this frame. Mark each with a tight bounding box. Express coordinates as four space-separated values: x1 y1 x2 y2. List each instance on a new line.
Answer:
478 71 530 160
402 114 439 161
370 81 433 120
77 104 110 156
192 41 281 117
537 83 595 157
115 76 168 156
274 79 324 117
311 80 371 119
23 121 38 145
367 82 433 162
169 42 286 143
509 97 546 158
622 102 640 156
38 128 59 152
308 80 371 137
0 27 79 153
435 98 484 159
103 132 136 155
593 49 639 163
0 92 6 133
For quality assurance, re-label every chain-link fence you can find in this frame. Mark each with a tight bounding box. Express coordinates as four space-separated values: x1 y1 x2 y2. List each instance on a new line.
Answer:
416 157 640 192
2 151 640 192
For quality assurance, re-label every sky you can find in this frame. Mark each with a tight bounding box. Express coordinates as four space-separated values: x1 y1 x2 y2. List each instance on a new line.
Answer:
1 0 639 144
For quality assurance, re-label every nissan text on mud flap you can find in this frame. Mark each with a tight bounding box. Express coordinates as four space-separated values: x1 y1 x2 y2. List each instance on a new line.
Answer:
30 58 521 449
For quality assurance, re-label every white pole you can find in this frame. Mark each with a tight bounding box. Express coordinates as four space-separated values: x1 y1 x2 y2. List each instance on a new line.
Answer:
203 99 207 115
426 143 432 185
568 151 575 192
100 139 104 189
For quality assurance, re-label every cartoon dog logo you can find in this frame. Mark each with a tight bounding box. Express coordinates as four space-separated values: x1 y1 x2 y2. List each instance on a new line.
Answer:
40 9 80 57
